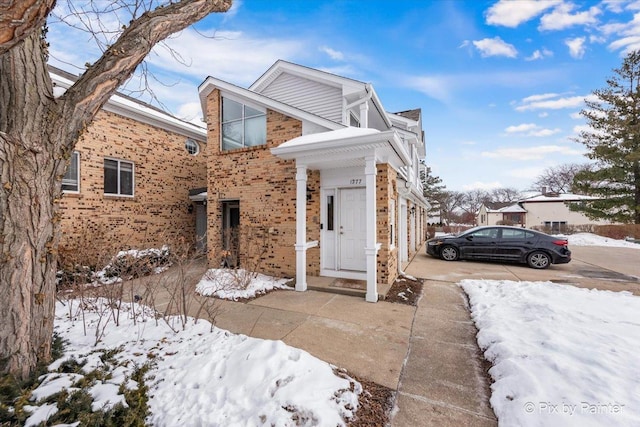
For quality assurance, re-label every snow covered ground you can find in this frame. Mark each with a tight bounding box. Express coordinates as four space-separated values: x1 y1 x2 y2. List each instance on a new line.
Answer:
460 279 640 427
23 275 359 426
196 268 292 300
559 232 640 249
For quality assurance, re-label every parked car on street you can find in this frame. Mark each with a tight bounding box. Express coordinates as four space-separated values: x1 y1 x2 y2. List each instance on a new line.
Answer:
426 226 571 269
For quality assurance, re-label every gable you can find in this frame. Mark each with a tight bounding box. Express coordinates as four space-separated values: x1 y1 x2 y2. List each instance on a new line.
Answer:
259 72 343 123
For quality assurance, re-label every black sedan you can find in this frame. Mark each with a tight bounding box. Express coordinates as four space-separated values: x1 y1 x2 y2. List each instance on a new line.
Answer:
426 226 571 269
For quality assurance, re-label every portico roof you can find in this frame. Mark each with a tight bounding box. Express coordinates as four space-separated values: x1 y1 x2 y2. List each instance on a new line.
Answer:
271 127 411 170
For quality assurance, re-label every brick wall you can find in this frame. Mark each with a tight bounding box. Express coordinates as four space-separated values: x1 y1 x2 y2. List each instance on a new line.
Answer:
376 164 398 286
59 109 207 253
205 90 312 278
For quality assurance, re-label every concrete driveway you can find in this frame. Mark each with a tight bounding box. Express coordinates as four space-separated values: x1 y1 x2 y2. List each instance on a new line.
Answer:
391 244 639 426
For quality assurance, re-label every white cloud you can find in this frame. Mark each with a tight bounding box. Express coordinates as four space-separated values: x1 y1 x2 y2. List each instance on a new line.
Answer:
481 145 583 160
462 181 504 191
539 112 549 118
539 3 601 31
522 93 560 103
515 94 596 111
566 37 587 58
405 75 453 103
570 111 582 119
486 0 561 27
609 35 640 54
147 29 304 86
525 48 553 61
505 123 538 133
472 37 518 58
529 128 561 137
602 0 625 13
504 123 560 137
319 46 345 61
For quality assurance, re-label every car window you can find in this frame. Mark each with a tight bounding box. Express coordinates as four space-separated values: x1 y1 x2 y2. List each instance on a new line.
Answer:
502 229 526 239
470 228 498 238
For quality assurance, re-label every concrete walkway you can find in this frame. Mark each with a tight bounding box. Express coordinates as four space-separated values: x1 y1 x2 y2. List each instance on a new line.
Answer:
215 291 415 389
392 254 497 426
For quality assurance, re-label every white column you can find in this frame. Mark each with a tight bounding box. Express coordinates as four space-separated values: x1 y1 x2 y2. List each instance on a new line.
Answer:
360 101 369 128
294 165 308 291
364 155 378 302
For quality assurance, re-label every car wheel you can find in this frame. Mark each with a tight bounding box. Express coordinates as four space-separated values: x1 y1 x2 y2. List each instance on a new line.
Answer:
440 245 459 261
527 251 551 269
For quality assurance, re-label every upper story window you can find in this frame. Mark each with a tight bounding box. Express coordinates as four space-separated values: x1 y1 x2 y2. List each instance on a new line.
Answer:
185 138 200 155
104 158 134 197
349 112 360 127
62 151 80 193
221 97 266 151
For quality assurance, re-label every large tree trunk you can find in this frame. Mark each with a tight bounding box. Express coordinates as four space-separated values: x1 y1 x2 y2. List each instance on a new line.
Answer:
0 31 66 378
0 0 232 380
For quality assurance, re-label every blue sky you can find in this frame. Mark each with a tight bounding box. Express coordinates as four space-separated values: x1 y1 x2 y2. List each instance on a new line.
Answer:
47 0 640 191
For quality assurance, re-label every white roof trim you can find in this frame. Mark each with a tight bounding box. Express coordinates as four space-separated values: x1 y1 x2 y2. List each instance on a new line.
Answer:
271 128 411 167
198 76 343 131
50 72 207 141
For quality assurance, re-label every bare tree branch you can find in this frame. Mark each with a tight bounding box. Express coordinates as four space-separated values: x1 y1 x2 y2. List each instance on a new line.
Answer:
56 0 232 153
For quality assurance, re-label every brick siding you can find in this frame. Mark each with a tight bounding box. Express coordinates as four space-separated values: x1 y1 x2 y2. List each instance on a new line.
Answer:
59 109 207 254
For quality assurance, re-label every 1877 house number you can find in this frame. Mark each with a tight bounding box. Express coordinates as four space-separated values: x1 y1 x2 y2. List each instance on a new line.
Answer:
350 179 362 185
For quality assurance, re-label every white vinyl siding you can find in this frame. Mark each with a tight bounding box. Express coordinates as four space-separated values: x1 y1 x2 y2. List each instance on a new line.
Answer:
260 73 342 123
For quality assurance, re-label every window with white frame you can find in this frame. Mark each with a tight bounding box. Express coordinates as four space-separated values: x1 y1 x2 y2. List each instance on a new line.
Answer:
185 138 200 155
62 151 80 193
221 97 266 151
104 158 134 196
349 112 360 127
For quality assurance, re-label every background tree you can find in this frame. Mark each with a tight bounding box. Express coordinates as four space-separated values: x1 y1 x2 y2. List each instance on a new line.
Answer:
573 50 640 224
488 187 522 203
419 161 446 222
436 190 464 225
459 189 491 224
0 0 232 379
532 163 592 194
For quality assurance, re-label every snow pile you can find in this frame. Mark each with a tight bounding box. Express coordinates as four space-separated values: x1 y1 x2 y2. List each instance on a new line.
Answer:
460 279 640 427
196 268 292 300
28 300 360 426
559 233 640 249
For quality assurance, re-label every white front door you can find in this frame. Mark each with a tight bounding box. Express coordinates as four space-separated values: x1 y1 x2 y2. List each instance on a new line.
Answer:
339 188 367 271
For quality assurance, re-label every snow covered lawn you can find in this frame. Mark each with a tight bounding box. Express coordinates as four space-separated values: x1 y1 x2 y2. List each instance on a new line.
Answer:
26 300 361 426
23 270 359 426
559 232 640 249
460 279 640 427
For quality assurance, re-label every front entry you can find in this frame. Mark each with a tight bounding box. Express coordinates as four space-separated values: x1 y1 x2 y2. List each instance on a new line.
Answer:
339 188 367 271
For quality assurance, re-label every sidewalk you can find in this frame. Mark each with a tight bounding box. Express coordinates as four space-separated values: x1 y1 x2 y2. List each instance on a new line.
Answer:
392 252 497 426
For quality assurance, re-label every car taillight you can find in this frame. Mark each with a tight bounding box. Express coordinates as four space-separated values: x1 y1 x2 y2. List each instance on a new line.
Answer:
552 240 568 246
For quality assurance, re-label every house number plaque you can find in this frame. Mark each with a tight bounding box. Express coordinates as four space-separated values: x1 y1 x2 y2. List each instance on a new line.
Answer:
349 179 362 185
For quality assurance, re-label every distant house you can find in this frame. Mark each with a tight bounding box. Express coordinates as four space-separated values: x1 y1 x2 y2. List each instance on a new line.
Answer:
477 192 611 232
197 60 429 302
53 67 207 253
477 202 526 227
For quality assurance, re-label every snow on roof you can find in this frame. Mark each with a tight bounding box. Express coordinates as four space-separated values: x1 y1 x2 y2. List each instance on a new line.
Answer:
50 67 206 141
521 193 598 202
499 203 527 213
278 127 381 149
